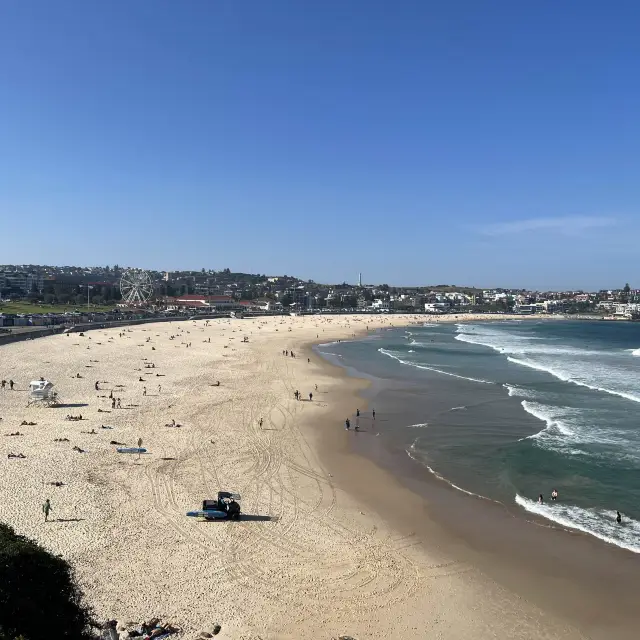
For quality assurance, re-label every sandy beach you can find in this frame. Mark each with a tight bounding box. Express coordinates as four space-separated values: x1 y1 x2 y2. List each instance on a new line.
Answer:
0 313 592 639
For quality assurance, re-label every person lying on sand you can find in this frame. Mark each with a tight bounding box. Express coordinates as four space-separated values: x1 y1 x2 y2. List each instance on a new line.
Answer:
20 421 37 426
54 438 70 442
81 429 97 435
5 432 23 436
100 425 113 429
72 446 85 453
48 481 64 487
8 453 26 459
110 440 126 445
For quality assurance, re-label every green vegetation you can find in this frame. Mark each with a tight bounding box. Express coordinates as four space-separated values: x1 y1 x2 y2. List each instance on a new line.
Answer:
0 301 116 315
0 523 93 639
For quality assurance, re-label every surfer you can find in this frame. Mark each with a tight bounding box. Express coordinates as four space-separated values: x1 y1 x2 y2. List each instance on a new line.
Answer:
551 489 558 501
616 511 622 524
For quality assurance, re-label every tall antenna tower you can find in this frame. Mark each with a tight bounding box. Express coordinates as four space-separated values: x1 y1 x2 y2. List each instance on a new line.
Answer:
358 272 362 287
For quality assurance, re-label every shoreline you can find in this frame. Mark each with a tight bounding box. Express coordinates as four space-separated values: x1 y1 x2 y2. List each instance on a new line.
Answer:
0 313 614 638
308 324 640 639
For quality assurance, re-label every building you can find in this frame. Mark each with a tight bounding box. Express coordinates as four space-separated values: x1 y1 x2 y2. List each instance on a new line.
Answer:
162 294 236 311
0 271 45 294
424 302 451 313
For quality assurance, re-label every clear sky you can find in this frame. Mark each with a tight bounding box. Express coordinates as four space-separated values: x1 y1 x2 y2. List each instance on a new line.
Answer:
1 1 638 290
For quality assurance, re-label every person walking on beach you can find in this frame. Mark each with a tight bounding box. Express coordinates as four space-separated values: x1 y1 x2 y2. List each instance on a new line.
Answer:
356 409 360 418
1 380 6 389
345 418 350 430
158 385 161 393
9 380 14 390
111 397 116 409
95 381 99 391
259 418 263 428
309 392 313 401
43 499 52 522
143 387 147 396
372 408 376 420
117 398 121 409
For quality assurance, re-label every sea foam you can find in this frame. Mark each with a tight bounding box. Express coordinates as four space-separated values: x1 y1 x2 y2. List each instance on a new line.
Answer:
515 494 640 554
378 348 492 384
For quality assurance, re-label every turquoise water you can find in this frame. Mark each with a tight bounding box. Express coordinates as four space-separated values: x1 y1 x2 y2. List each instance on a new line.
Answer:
319 320 640 553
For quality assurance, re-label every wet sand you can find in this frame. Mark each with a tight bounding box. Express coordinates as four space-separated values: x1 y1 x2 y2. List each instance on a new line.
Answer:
308 337 640 640
0 313 593 639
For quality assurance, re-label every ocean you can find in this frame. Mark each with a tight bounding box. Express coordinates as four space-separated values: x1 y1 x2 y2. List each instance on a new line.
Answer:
317 319 640 554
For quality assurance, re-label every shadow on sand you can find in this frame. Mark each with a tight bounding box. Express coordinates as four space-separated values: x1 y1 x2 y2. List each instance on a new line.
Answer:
54 403 89 409
198 514 276 523
53 518 84 523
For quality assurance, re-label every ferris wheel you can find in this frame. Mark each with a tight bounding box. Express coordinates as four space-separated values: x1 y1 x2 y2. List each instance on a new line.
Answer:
119 269 154 305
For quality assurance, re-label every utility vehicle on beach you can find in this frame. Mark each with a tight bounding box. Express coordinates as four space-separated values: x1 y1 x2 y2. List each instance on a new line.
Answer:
186 491 241 520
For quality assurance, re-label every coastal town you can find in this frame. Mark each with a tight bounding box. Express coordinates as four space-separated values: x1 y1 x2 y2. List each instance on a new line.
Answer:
1 264 639 324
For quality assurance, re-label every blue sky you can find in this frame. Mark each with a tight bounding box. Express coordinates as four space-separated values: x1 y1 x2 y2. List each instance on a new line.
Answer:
1 1 638 289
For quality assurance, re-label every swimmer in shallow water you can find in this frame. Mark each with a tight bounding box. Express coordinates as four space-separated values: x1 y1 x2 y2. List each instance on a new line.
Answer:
551 489 558 501
616 511 622 524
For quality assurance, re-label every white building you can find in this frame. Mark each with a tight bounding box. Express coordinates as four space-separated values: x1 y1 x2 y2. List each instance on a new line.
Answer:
424 302 451 313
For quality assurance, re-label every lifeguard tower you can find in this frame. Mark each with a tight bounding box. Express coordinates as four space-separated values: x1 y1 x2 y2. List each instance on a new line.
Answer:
28 379 59 407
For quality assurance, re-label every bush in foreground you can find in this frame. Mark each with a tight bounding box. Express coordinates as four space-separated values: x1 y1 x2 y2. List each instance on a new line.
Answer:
0 523 93 640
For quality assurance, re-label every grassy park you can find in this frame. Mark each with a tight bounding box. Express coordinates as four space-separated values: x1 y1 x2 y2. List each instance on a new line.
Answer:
0 300 117 315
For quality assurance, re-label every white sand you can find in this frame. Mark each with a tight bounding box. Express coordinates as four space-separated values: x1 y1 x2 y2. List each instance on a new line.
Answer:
0 314 583 639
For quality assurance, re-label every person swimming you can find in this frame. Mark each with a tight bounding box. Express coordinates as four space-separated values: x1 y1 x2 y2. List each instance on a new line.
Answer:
616 511 622 524
538 494 544 504
551 489 558 501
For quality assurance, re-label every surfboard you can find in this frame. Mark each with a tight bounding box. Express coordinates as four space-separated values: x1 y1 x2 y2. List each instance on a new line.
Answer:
116 447 147 454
